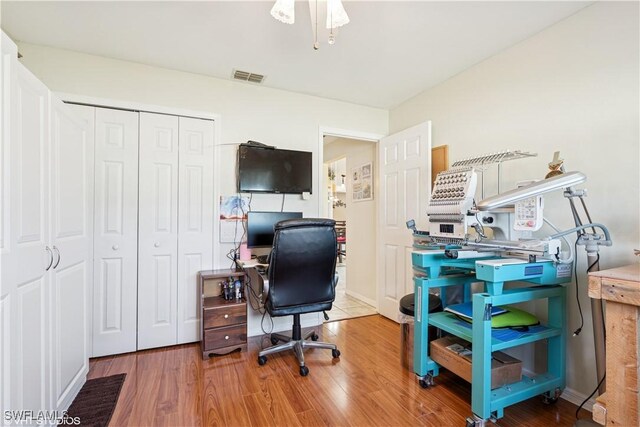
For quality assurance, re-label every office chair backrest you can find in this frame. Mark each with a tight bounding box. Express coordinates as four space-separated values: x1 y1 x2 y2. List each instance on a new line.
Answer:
268 218 337 309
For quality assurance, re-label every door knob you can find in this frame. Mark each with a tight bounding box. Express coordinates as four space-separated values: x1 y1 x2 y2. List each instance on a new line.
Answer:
112 245 119 251
154 242 160 248
45 246 54 271
52 246 61 269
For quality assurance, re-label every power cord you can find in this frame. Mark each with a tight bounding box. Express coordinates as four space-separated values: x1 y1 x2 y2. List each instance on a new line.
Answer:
574 243 605 419
281 193 285 212
572 240 584 337
261 309 274 337
575 373 606 419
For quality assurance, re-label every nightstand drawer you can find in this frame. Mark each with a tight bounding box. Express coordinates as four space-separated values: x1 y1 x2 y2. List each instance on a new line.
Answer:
204 324 247 350
203 303 246 328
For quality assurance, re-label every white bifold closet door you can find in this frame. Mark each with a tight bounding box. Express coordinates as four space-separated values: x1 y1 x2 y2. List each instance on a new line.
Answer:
177 117 214 344
137 113 214 350
90 107 139 357
137 113 180 350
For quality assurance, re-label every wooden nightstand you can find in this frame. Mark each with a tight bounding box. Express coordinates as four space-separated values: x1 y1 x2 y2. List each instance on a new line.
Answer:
199 269 247 359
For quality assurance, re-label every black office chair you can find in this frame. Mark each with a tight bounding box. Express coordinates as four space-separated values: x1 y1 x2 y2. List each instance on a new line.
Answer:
257 218 341 376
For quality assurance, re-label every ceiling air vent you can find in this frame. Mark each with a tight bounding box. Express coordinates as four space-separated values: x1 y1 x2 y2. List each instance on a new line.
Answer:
232 69 265 84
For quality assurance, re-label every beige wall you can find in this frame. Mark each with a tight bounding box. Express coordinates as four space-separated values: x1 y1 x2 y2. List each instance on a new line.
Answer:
13 41 387 336
325 138 377 304
390 2 639 398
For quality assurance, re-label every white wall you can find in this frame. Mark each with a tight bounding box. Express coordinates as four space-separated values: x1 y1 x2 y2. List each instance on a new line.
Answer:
324 138 377 304
390 2 639 399
14 41 387 336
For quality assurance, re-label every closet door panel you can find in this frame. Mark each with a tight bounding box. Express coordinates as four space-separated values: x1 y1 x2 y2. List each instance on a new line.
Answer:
49 100 93 411
8 61 50 414
138 113 179 350
177 117 214 344
92 107 139 357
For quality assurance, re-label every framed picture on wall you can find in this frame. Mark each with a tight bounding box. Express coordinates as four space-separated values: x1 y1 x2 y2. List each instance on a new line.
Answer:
351 162 373 202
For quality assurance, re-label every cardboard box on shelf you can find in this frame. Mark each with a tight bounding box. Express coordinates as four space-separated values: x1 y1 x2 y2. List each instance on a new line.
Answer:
429 336 522 389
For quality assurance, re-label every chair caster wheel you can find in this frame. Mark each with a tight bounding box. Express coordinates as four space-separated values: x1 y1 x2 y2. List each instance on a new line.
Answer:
299 366 309 376
257 355 267 366
332 349 340 358
270 337 279 345
311 333 319 341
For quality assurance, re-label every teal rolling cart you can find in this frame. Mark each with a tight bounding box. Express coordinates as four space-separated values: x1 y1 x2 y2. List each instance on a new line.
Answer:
412 249 570 425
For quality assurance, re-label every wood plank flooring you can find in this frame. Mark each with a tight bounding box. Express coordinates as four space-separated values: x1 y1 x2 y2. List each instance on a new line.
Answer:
88 315 590 426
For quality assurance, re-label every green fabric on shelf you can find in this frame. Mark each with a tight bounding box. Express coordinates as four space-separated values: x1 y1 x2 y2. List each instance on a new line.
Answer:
457 305 539 329
491 306 539 329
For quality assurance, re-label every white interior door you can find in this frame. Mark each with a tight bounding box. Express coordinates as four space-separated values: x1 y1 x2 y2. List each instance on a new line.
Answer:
49 98 93 411
138 112 179 350
7 60 51 414
177 117 214 344
377 122 431 320
0 31 16 415
89 107 139 357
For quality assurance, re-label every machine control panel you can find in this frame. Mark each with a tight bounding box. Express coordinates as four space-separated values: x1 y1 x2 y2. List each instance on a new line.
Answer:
514 195 544 231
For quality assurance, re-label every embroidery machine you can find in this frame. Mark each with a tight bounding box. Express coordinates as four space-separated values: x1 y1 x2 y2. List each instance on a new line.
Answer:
410 151 611 425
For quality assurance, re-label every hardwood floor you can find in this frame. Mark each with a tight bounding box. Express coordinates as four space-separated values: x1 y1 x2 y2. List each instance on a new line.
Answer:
88 315 590 426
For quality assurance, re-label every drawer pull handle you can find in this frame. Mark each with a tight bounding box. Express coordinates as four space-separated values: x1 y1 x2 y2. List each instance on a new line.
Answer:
225 335 229 340
224 314 229 319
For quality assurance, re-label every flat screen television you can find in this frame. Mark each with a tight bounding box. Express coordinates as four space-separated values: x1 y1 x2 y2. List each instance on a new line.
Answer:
246 211 303 248
238 145 312 194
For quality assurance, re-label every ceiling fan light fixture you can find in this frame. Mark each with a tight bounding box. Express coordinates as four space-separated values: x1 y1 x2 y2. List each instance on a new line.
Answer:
270 0 295 24
326 0 349 29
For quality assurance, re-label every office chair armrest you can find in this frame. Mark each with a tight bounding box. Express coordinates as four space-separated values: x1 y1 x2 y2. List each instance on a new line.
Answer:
257 270 269 303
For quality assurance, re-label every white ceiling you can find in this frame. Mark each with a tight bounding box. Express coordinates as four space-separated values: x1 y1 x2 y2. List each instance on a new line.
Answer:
1 1 591 109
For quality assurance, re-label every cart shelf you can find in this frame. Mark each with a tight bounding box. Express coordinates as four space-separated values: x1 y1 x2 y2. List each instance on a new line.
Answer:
428 312 562 351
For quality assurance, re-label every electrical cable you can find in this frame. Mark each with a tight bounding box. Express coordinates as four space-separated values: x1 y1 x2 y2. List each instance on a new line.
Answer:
576 373 606 419
572 239 584 336
261 308 273 335
281 193 285 212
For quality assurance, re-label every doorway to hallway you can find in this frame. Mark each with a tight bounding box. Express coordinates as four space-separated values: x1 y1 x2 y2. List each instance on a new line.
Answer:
322 136 377 322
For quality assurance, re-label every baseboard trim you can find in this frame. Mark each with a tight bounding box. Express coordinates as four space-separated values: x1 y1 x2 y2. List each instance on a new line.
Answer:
561 386 596 413
521 368 595 412
344 289 377 308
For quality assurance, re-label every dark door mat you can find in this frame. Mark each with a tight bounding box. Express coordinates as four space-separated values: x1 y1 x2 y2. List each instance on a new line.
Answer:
66 373 126 426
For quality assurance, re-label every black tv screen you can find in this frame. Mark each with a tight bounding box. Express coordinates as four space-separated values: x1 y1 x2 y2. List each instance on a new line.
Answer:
238 145 312 194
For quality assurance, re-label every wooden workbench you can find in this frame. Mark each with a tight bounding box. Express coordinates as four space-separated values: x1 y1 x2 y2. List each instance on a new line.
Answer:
588 263 640 426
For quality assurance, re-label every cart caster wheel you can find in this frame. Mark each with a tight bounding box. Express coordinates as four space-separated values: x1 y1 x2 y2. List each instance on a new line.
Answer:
270 337 279 345
299 366 309 376
419 374 434 388
465 416 485 427
542 387 561 405
257 355 267 366
311 333 319 341
332 349 341 358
